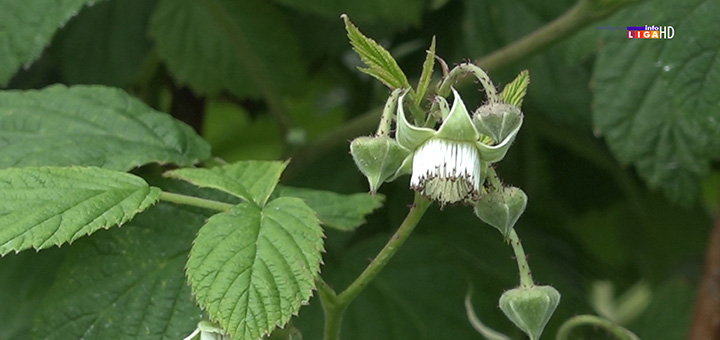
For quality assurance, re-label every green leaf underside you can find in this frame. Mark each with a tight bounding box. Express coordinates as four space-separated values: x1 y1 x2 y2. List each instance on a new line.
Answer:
149 0 305 98
165 161 287 206
186 197 324 339
276 186 384 231
342 15 410 89
0 166 160 255
593 0 720 203
415 37 436 106
32 202 205 340
0 85 211 170
0 0 95 85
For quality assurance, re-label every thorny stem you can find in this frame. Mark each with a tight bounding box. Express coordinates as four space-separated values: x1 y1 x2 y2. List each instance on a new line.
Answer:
376 89 404 136
508 229 534 288
318 193 432 340
556 314 641 340
437 63 500 103
158 191 235 212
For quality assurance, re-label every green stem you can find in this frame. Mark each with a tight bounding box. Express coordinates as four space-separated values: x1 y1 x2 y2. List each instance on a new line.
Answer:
319 193 431 340
438 63 499 103
475 0 639 72
158 191 235 211
508 229 534 288
376 89 404 136
556 315 640 340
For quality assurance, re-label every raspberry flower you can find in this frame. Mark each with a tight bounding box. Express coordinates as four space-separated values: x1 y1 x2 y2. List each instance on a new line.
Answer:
395 89 521 205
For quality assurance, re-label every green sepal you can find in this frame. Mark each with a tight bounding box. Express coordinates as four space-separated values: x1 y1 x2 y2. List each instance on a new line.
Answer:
436 88 480 142
499 285 561 340
473 103 523 145
396 93 435 151
475 124 520 163
474 187 527 238
350 136 410 193
500 70 530 107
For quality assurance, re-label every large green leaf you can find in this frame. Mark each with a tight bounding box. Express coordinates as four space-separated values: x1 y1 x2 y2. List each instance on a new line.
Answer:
0 85 211 170
56 0 157 86
149 0 305 98
593 0 720 203
166 161 287 206
0 166 160 255
276 186 384 231
0 248 65 340
0 0 97 85
186 197 324 340
32 201 206 340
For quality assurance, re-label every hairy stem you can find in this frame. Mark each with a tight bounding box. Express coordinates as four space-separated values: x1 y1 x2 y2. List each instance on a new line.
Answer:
319 193 431 340
556 314 640 340
508 229 534 288
158 191 235 211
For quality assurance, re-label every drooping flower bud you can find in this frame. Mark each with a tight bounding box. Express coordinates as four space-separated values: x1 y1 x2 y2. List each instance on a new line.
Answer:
474 103 523 144
499 285 561 340
350 136 409 194
474 186 527 238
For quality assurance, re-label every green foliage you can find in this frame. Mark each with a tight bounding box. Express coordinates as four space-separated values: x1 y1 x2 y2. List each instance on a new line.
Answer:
32 202 204 340
500 70 530 107
166 161 287 206
275 186 384 231
149 0 305 98
0 166 159 255
593 0 720 203
273 0 425 26
0 0 96 85
186 198 323 339
0 85 211 170
341 15 410 89
55 0 157 86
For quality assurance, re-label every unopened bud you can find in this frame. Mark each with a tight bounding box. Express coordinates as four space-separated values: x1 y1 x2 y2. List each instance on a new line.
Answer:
350 136 409 193
499 285 560 340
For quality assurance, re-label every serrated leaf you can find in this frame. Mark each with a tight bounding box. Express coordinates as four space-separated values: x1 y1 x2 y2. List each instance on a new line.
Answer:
165 161 287 206
0 0 97 85
186 197 324 340
415 37 436 106
0 85 211 170
0 166 160 255
593 0 720 203
500 70 530 107
56 0 157 86
275 186 384 231
342 15 410 89
32 201 206 340
149 0 305 98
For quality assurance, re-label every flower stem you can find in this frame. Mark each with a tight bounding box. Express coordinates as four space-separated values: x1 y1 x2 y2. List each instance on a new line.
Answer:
438 63 500 103
318 193 431 340
158 191 235 211
556 314 641 340
508 229 534 288
376 89 404 136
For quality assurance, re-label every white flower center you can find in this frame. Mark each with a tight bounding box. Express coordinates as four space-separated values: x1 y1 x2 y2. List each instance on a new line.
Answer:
410 139 482 204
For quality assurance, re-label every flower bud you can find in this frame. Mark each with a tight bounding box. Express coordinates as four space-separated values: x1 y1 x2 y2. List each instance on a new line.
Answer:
473 103 522 145
350 136 409 193
499 285 561 340
474 186 527 238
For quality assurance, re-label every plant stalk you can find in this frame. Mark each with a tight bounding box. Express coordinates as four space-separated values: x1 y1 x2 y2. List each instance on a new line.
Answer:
158 191 235 211
508 229 534 288
556 314 640 340
318 193 431 340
